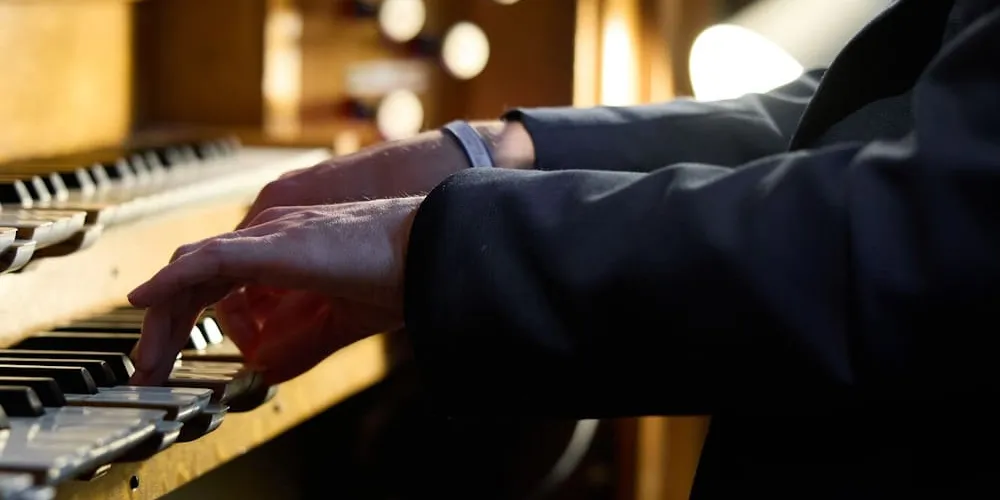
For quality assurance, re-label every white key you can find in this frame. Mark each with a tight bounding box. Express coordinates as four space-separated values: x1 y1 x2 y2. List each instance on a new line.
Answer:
65 386 211 422
0 406 164 485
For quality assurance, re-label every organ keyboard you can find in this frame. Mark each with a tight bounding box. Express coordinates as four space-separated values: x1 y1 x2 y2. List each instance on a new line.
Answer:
0 136 388 499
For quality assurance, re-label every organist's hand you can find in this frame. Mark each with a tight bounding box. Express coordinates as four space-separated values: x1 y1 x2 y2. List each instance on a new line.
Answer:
235 136 464 231
127 196 422 385
236 121 533 230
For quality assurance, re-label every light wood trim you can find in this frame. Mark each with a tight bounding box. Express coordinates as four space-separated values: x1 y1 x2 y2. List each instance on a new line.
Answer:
598 0 642 105
638 0 677 102
0 199 260 347
634 417 669 499
55 334 387 500
661 0 717 97
633 416 710 500
574 0 603 107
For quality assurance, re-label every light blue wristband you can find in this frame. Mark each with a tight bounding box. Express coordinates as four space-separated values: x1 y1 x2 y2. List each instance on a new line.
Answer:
441 120 495 168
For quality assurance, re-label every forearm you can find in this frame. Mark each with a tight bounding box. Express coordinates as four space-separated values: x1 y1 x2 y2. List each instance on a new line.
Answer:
403 137 1000 418
363 120 535 198
370 68 820 198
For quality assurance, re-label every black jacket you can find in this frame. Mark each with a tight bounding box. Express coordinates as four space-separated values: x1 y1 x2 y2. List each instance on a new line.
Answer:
405 0 1000 497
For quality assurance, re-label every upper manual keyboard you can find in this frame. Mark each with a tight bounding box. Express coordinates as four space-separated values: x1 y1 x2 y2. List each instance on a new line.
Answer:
0 137 330 274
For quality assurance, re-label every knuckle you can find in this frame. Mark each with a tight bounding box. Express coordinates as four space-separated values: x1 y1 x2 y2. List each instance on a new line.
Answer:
171 243 197 262
200 239 223 254
254 206 285 224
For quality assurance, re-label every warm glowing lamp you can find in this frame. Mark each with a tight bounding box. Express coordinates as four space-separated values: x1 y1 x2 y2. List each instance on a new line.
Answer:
376 89 424 140
689 0 891 101
378 0 426 43
441 22 490 80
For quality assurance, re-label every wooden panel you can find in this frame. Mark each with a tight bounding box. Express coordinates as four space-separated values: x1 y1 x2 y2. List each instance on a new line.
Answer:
574 0 603 107
0 0 133 162
55 334 387 500
133 0 267 128
463 0 576 119
656 0 717 97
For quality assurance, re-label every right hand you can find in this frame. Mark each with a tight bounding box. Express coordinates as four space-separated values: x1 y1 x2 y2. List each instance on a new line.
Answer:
236 120 535 229
236 134 458 229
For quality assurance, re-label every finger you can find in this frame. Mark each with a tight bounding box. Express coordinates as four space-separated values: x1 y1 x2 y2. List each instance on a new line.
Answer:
131 282 233 382
128 236 268 307
214 289 262 355
130 291 202 384
251 297 335 384
129 304 169 381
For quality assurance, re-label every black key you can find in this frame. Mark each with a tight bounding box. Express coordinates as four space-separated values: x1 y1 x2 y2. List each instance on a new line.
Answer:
96 159 132 184
0 386 44 417
0 377 65 406
0 358 114 387
22 176 50 203
0 180 33 206
14 332 139 355
41 173 69 200
53 168 97 193
0 365 97 394
55 322 139 334
0 349 134 384
56 321 210 350
197 317 225 345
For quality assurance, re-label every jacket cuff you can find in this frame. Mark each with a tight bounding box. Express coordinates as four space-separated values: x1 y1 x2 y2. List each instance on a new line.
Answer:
402 170 478 415
502 106 598 171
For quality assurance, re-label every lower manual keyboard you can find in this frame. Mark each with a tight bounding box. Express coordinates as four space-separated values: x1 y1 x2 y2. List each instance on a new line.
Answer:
0 305 281 491
0 346 266 409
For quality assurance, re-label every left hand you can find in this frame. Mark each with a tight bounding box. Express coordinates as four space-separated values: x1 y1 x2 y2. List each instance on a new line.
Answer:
127 196 423 385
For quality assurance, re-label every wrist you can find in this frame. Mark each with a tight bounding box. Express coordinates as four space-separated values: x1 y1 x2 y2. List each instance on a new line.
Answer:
437 120 535 170
471 121 535 170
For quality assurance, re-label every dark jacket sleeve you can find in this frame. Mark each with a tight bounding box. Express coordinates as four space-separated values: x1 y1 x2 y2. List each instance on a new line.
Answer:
403 9 1000 418
503 69 824 173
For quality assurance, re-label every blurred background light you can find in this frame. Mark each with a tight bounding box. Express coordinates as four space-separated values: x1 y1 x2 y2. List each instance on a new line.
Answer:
378 0 426 43
441 21 490 80
376 89 424 140
689 0 891 101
